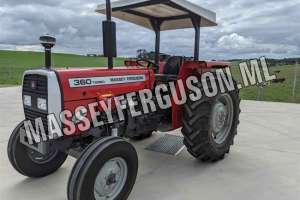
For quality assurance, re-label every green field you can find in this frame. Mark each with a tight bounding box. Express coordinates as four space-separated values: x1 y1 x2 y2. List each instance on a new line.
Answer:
0 50 125 85
230 64 300 103
0 50 299 103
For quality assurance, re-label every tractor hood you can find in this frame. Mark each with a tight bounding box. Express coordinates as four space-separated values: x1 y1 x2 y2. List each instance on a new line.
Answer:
55 67 155 102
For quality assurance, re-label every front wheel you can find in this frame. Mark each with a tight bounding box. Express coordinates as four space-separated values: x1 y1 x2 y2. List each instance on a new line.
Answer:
67 137 138 200
7 121 68 177
182 82 241 162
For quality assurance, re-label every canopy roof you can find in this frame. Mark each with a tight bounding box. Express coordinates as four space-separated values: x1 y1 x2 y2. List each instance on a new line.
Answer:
96 0 217 31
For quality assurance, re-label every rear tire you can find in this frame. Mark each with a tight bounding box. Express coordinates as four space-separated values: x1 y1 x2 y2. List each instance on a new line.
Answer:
182 79 241 162
7 121 68 177
67 137 138 200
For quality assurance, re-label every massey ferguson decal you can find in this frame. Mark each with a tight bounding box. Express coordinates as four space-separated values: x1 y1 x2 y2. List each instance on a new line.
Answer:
69 74 146 88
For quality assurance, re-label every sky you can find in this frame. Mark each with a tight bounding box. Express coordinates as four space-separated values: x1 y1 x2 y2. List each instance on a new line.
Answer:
0 0 299 60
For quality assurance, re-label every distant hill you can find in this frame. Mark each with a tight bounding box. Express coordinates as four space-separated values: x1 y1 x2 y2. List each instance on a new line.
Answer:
229 57 300 67
0 50 124 69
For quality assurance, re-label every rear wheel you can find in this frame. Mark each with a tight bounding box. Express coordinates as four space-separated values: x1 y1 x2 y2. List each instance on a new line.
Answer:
7 121 68 177
67 137 138 200
182 81 240 162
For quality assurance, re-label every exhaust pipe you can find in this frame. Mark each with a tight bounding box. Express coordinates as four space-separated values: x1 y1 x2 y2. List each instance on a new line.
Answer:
39 35 56 69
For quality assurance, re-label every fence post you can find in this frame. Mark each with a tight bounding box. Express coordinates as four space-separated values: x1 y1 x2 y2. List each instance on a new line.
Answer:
292 61 298 98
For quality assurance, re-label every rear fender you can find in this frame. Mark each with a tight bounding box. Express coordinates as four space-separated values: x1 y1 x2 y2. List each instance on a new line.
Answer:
183 60 231 72
171 60 231 129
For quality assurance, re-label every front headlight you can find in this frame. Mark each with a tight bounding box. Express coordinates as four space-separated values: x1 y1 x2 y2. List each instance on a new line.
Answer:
23 95 31 107
37 98 47 111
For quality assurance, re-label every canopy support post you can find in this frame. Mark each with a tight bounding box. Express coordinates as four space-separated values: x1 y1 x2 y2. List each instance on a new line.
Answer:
103 0 114 69
150 19 162 67
191 15 201 61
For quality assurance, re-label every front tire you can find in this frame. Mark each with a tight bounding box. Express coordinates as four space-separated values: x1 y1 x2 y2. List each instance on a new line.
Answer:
182 81 241 162
7 121 68 178
67 137 138 200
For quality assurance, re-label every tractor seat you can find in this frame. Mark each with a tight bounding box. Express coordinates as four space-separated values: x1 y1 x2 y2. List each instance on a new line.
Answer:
155 56 183 82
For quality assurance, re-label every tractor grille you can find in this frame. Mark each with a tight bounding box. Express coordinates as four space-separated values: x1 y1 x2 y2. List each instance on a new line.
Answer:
23 74 48 132
23 74 48 95
24 108 49 131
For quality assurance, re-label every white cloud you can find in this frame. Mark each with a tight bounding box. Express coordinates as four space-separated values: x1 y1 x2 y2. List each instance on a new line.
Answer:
216 33 299 58
217 33 256 51
59 26 78 35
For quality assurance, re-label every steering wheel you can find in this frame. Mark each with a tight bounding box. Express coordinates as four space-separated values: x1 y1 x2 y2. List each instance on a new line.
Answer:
136 59 159 70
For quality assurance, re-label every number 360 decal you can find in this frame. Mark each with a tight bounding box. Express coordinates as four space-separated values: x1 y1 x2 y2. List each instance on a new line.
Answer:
72 79 92 87
69 75 146 88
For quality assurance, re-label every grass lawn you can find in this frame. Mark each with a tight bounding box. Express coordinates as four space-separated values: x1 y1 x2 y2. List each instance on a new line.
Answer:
0 50 299 103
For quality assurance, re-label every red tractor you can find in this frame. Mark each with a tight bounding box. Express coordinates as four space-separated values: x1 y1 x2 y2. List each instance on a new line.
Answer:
7 0 240 199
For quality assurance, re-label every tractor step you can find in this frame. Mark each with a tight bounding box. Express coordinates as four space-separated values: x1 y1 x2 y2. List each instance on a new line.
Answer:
145 134 184 156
